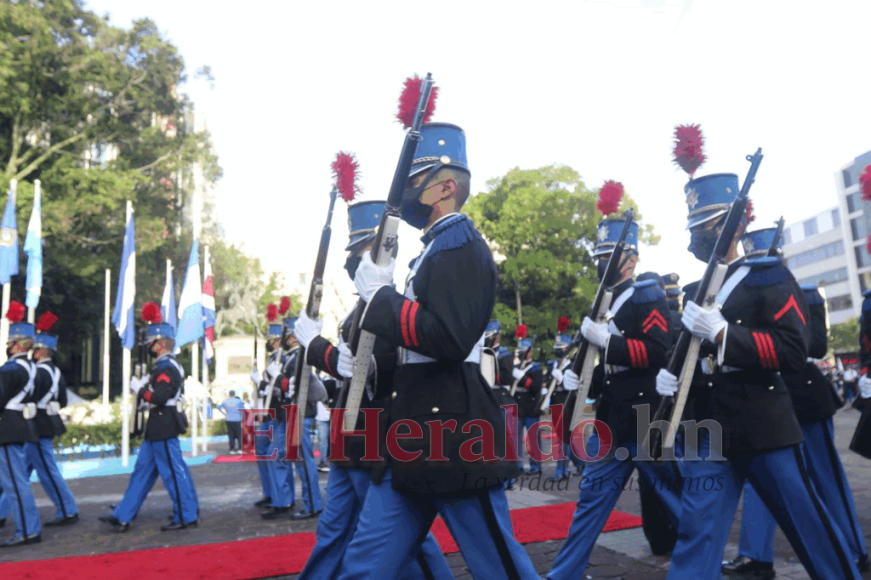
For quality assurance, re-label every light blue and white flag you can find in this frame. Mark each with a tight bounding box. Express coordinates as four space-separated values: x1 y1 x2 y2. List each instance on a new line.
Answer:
0 180 20 285
24 180 42 309
111 204 136 350
161 261 178 330
176 238 204 348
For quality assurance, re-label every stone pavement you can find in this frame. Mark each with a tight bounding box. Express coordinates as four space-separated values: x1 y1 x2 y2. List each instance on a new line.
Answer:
1 407 870 579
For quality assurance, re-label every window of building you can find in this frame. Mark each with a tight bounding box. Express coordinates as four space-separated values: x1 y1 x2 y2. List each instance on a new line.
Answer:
855 245 871 268
832 208 841 227
828 294 853 312
803 218 818 238
798 267 849 288
860 273 871 294
843 169 853 188
781 228 791 246
786 241 845 269
847 192 861 213
851 217 867 241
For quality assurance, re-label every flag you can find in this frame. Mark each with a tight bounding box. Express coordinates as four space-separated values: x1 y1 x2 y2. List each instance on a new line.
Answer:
111 206 136 350
24 181 42 309
161 262 178 330
202 252 216 362
0 183 20 285
176 238 204 348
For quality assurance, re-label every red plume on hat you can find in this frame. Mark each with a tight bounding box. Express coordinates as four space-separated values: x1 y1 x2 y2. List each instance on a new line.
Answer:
5 300 25 323
36 312 58 332
141 302 162 324
279 296 291 315
515 324 528 339
597 181 624 216
333 152 361 202
266 303 278 322
860 165 871 201
673 124 706 177
744 199 756 224
397 75 438 129
867 235 871 256
557 317 570 333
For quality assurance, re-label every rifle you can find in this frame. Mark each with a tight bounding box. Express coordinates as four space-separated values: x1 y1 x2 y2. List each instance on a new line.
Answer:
645 149 764 459
568 208 636 433
343 73 435 431
131 326 147 438
768 217 784 257
539 337 579 413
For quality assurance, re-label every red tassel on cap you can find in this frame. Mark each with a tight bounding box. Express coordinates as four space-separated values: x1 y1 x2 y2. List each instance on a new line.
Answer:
673 124 706 177
397 75 438 129
266 303 278 322
744 199 756 224
279 296 291 315
557 317 570 333
5 300 25 323
515 324 528 339
597 181 624 216
141 302 162 324
333 152 361 202
36 312 58 332
860 165 871 201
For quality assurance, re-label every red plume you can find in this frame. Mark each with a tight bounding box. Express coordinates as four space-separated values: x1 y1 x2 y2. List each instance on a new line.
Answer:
279 296 291 315
5 300 25 323
867 235 871 256
744 199 756 224
515 324 528 339
397 75 438 129
557 317 570 333
860 165 871 201
266 303 278 322
333 152 361 202
673 124 706 177
141 302 162 324
597 181 624 216
36 312 58 332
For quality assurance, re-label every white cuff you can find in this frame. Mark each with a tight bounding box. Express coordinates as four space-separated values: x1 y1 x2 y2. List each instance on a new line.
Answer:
717 324 729 367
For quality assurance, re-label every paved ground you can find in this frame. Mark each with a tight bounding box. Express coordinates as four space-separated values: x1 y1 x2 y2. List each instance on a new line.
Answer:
1 407 870 579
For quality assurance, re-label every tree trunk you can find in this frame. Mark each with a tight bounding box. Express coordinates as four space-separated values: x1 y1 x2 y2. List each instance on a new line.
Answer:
514 281 523 325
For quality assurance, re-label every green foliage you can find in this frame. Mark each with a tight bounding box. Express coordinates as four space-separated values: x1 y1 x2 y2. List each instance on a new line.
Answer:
466 164 658 358
829 317 859 355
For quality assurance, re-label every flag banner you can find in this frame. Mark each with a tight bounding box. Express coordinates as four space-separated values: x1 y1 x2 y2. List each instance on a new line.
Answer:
0 183 20 285
24 181 42 309
111 207 136 350
176 238 204 348
162 263 178 330
202 250 216 363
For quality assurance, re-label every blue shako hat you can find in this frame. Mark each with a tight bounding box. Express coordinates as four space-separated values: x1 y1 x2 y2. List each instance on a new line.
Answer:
684 173 740 229
485 320 501 338
742 227 781 258
409 123 470 179
517 338 534 352
346 200 386 251
283 316 297 335
5 300 33 342
34 312 59 351
554 334 573 350
267 324 282 339
593 219 639 259
141 302 174 343
662 273 681 297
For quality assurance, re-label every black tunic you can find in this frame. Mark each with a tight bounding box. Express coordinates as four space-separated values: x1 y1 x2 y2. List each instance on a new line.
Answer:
513 361 544 419
33 359 68 439
140 354 187 441
0 355 38 445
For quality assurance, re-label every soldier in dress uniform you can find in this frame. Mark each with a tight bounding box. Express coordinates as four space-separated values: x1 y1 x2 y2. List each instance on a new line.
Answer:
0 301 41 546
548 333 583 480
482 321 517 410
723 230 868 577
24 312 79 528
655 173 860 579
662 273 682 320
338 121 539 579
293 199 453 579
546 221 682 579
512 335 544 474
100 303 198 532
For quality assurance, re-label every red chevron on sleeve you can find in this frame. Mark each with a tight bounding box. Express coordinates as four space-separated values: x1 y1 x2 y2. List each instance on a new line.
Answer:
156 373 171 384
773 294 806 325
642 310 668 334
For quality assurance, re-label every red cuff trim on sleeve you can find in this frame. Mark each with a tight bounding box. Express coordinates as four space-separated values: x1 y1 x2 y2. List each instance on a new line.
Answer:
324 345 335 375
524 377 532 388
143 390 153 403
408 302 420 347
281 377 290 392
637 340 649 368
627 339 638 368
400 300 412 346
627 339 649 369
753 332 778 369
764 333 779 369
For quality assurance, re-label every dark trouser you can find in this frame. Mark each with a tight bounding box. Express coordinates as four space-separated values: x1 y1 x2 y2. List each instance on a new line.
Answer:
227 421 242 451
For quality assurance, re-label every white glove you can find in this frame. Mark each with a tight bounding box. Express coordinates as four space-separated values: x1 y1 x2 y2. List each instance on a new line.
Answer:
294 311 323 350
581 317 611 349
860 375 871 399
337 343 355 379
250 368 261 385
656 369 679 397
284 376 296 399
266 359 282 379
540 387 549 396
552 369 564 384
512 368 525 381
563 369 580 391
129 377 142 394
354 252 395 302
682 301 728 344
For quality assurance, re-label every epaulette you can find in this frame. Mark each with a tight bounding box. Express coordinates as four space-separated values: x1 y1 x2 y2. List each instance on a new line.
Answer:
421 214 483 254
630 278 665 305
741 257 789 287
801 285 825 306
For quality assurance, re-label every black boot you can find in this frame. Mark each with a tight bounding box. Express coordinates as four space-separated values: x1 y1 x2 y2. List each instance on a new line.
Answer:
0 533 41 547
98 515 130 533
858 554 870 572
291 508 322 520
260 506 291 520
161 520 198 531
254 497 272 508
722 556 775 579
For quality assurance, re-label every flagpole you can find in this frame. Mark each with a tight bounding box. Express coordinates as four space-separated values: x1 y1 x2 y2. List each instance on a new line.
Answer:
26 179 41 324
121 200 133 467
103 268 111 406
0 179 15 365
191 340 199 457
201 244 210 453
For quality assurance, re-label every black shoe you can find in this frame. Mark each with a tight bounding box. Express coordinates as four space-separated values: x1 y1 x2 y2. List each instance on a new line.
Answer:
261 506 291 520
291 509 322 520
317 463 330 473
254 497 272 508
0 518 5 528
45 513 79 527
858 554 870 572
722 556 775 578
0 533 40 547
161 520 198 532
99 515 130 533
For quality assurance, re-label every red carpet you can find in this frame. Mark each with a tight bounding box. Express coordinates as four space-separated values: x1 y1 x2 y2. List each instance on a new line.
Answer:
1 503 641 579
212 451 324 464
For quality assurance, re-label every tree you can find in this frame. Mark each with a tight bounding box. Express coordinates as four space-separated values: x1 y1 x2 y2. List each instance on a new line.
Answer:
829 317 859 356
464 164 658 357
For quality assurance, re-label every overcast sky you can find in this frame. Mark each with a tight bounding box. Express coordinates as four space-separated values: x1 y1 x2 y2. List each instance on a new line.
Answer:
87 0 871 305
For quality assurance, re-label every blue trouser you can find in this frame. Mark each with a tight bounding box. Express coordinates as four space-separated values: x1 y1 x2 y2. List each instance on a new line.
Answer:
519 416 541 472
0 489 10 520
300 466 454 579
317 419 330 463
113 438 198 525
25 438 78 519
293 418 322 512
256 420 273 499
667 432 860 580
547 433 682 579
337 468 538 580
554 442 584 478
738 418 868 563
266 421 295 508
0 443 41 538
